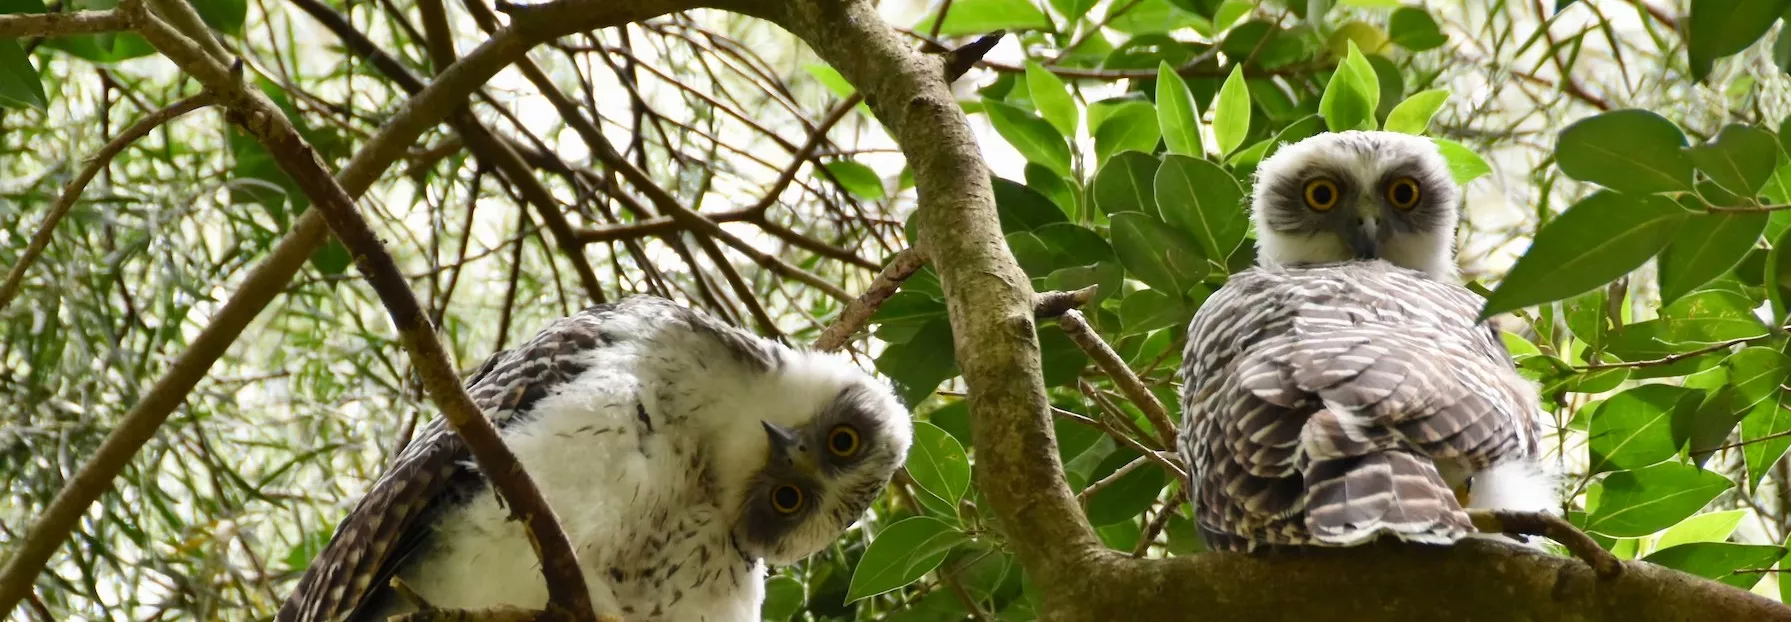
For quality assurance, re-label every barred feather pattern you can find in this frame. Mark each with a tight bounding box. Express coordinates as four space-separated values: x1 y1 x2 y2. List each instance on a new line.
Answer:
276 297 776 622
1176 261 1543 551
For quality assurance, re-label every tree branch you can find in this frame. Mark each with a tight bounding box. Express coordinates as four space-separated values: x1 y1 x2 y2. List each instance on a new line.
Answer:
1056 309 1176 449
0 9 129 38
813 247 926 351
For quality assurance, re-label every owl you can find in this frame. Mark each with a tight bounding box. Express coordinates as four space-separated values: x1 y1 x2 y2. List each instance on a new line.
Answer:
1176 131 1555 551
278 296 913 621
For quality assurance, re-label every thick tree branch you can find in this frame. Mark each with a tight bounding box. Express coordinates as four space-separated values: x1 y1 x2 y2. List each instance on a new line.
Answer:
0 9 129 38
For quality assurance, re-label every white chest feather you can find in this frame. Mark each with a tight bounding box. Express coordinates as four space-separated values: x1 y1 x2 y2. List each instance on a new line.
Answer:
389 351 765 621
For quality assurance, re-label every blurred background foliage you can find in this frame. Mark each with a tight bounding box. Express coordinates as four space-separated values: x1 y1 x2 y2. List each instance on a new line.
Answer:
5 0 1791 619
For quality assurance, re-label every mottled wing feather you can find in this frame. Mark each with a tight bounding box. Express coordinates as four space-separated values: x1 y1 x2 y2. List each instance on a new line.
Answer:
1177 261 1539 550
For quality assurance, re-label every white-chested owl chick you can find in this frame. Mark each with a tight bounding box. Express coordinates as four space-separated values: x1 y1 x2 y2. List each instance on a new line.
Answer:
1250 130 1463 279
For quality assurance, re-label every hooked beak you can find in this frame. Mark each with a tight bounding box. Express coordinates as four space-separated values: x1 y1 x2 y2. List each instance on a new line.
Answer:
1347 215 1380 260
762 421 819 477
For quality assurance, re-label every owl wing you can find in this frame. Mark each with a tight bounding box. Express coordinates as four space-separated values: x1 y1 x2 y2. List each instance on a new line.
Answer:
1178 262 1538 550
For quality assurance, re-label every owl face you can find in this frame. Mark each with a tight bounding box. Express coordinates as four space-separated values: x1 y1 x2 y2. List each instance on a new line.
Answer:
731 369 911 566
1250 131 1462 279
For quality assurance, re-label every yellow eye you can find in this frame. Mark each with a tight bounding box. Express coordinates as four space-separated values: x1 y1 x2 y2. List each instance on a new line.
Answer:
1303 178 1340 211
827 425 861 457
770 484 803 514
1387 177 1421 210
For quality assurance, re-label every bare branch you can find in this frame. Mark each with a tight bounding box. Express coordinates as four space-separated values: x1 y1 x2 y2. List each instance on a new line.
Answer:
813 247 926 351
1057 309 1177 450
0 9 129 38
1468 510 1622 579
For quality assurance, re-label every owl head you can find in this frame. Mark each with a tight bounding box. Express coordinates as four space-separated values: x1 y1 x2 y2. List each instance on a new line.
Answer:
705 346 912 566
1250 130 1462 279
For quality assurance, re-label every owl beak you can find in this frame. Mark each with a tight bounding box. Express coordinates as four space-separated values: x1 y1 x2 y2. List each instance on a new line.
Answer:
762 421 820 477
1348 214 1380 259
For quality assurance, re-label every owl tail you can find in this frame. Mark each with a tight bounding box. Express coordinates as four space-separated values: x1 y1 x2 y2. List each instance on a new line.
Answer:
1301 451 1471 546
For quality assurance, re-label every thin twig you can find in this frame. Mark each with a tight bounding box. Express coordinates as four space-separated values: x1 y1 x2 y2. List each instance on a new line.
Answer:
0 93 214 314
1058 309 1177 448
1574 332 1775 371
813 248 926 351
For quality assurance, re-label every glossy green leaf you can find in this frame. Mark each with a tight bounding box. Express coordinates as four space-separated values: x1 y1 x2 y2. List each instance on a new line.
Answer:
1584 462 1734 537
1658 211 1767 305
1038 324 1089 387
1725 347 1790 409
1742 398 1791 491
1026 61 1079 138
1094 151 1162 218
908 422 971 504
1318 41 1380 131
805 64 858 99
761 576 805 620
191 0 248 36
1656 509 1749 550
869 291 948 325
1120 289 1189 335
824 160 886 200
1482 192 1689 318
986 100 1073 178
1690 124 1780 196
1685 0 1791 81
1556 109 1694 194
1384 89 1449 135
846 517 969 602
1643 542 1786 589
1264 115 1326 162
1156 62 1203 156
1388 7 1447 51
1155 154 1247 262
1678 388 1749 466
1109 212 1209 297
1213 65 1250 155
0 40 44 110
913 0 1052 36
1768 224 1791 324
1085 450 1169 525
1431 138 1492 185
874 319 960 406
1094 101 1162 165
1606 290 1768 377
993 176 1070 233
1589 384 1692 473
1108 0 1210 35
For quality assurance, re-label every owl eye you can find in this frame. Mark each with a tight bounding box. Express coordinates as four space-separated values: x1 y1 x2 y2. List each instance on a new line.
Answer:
1303 178 1340 212
827 425 861 457
770 484 803 514
1387 177 1421 210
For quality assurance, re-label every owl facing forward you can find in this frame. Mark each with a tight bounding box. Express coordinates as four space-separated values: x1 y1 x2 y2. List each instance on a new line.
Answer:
1177 131 1555 551
279 296 912 621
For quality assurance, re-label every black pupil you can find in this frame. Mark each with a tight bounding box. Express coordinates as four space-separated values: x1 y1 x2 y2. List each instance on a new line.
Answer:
1394 183 1415 204
1312 185 1333 204
832 431 854 452
775 486 799 509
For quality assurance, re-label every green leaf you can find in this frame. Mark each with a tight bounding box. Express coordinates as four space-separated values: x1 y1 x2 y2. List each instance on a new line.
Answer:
869 291 947 325
1482 192 1689 318
1109 212 1209 297
1108 0 1210 35
1388 7 1447 51
1589 384 1692 473
1556 109 1695 194
1768 223 1791 324
1213 0 1252 30
1643 543 1786 589
824 160 886 200
993 176 1070 233
846 517 969 602
1742 397 1791 491
1318 41 1380 131
1686 0 1791 81
1212 65 1250 155
1156 62 1203 157
1085 450 1169 525
1656 509 1749 550
190 0 247 36
985 100 1073 178
1678 388 1749 466
761 576 805 621
1155 154 1247 262
1689 124 1780 196
1094 151 1162 218
1264 115 1326 162
907 422 971 504
1094 101 1162 166
805 64 858 99
1658 211 1767 305
1383 89 1449 135
1431 138 1492 185
1120 289 1190 335
913 0 1052 36
1039 324 1090 387
0 37 43 110
1026 61 1079 138
1606 290 1769 378
1052 0 1100 22
1724 347 1790 409
874 319 960 406
1584 462 1734 537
